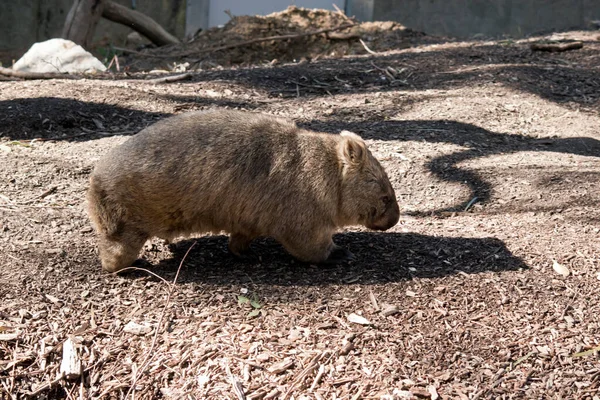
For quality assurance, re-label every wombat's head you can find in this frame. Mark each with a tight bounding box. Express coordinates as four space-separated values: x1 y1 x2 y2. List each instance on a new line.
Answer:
338 131 400 231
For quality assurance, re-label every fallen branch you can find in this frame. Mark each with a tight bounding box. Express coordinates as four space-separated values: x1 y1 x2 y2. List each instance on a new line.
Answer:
102 1 180 46
0 67 80 80
531 41 583 52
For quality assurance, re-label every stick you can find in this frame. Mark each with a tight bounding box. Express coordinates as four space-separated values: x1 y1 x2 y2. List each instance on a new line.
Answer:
146 72 192 84
0 67 80 80
124 241 197 399
359 38 377 55
226 364 246 400
332 3 352 22
26 372 65 397
530 41 583 52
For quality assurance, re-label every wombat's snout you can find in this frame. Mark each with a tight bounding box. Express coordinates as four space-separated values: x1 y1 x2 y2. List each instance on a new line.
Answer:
367 200 400 231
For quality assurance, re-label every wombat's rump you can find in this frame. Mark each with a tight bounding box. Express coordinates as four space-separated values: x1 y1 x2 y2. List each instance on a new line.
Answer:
87 109 399 272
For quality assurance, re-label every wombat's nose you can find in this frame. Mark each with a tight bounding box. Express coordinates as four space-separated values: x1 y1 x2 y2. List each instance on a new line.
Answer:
368 201 400 231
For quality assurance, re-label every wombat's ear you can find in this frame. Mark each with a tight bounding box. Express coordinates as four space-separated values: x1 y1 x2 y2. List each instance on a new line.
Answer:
339 130 367 166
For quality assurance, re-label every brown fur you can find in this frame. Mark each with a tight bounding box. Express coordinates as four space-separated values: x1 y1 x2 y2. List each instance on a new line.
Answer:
87 109 400 272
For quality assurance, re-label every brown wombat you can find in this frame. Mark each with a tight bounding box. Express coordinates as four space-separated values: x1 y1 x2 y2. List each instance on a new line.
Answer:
87 109 400 272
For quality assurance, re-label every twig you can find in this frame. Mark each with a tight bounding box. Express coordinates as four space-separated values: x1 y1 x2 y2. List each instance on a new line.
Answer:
232 356 266 370
0 66 80 80
113 46 172 59
531 41 583 52
146 72 192 84
114 266 171 286
226 364 246 400
464 196 479 212
333 4 350 20
124 241 197 399
309 364 326 392
282 356 320 399
359 39 377 55
25 372 65 397
106 54 120 72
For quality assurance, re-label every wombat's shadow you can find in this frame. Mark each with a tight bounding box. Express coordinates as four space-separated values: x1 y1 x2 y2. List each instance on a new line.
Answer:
143 232 526 286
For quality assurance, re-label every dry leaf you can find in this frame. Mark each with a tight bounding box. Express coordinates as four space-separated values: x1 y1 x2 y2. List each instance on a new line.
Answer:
552 260 570 277
406 290 417 297
381 304 400 316
268 358 294 374
347 313 371 325
45 294 61 304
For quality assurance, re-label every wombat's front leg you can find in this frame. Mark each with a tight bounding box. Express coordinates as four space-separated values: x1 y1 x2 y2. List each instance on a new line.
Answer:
228 233 256 258
323 244 355 265
280 233 354 265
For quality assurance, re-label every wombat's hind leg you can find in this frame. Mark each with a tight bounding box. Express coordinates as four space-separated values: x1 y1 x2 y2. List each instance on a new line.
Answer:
228 233 256 260
97 229 149 273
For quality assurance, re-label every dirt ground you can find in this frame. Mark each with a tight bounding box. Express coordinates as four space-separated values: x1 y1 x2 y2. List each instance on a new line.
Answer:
1 8 600 399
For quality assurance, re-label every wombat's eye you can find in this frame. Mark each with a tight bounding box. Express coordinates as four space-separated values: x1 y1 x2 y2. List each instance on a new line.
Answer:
381 196 390 205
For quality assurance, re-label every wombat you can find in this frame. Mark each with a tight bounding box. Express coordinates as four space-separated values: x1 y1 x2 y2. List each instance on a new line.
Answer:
87 109 400 272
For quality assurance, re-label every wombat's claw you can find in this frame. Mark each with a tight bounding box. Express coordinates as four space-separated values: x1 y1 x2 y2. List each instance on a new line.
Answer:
322 247 355 265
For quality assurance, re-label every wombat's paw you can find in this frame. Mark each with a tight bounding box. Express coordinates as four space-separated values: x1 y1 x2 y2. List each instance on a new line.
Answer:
322 247 355 265
229 248 259 263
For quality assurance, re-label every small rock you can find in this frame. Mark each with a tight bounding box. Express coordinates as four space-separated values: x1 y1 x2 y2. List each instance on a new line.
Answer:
256 353 270 362
46 248 64 255
552 260 570 277
123 321 152 335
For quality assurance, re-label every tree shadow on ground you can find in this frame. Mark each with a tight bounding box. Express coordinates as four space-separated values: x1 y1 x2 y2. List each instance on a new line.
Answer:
134 232 527 287
167 40 600 108
0 97 169 141
0 96 266 141
303 118 600 214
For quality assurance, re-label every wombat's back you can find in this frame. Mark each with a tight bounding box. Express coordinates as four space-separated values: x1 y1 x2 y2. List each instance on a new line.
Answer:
89 110 342 241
